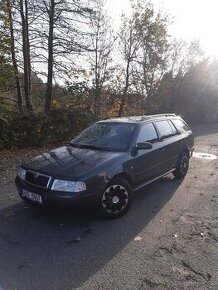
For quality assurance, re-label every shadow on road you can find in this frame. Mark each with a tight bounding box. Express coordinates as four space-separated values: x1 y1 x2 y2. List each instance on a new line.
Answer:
0 175 182 290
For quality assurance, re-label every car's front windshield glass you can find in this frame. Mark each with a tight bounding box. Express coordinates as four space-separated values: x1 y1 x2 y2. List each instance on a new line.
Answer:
71 122 136 152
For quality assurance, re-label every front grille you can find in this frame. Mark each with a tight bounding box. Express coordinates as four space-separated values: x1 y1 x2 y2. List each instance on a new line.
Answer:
25 171 51 188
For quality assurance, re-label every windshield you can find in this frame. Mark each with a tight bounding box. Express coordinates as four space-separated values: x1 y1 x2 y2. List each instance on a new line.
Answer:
71 122 136 152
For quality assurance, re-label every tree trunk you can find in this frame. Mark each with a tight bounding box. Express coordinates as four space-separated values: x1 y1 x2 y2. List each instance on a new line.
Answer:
94 54 100 120
25 0 31 102
94 22 100 120
118 60 130 117
45 0 55 114
19 0 32 111
7 0 22 111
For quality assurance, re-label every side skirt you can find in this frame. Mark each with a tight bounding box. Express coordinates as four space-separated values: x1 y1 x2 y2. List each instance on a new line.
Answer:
133 168 176 191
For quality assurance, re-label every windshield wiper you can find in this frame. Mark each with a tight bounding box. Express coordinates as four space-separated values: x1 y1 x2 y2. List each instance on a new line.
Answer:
70 143 102 150
69 142 82 148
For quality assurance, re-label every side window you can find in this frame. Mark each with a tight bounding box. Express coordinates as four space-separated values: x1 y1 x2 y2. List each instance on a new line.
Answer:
172 119 190 133
155 120 174 139
137 123 158 143
169 121 178 135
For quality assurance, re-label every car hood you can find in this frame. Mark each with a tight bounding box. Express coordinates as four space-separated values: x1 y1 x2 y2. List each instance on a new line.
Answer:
22 146 124 179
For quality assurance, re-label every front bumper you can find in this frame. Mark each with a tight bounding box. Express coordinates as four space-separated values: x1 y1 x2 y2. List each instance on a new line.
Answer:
15 176 103 207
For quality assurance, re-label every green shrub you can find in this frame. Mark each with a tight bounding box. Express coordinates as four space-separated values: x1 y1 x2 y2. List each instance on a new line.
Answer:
0 108 94 149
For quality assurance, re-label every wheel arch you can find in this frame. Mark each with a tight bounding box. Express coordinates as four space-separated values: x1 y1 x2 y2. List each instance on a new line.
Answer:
112 172 133 187
182 147 190 158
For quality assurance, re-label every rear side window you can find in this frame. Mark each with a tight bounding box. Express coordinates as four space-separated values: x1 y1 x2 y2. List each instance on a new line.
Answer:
172 119 190 133
137 123 158 143
155 121 174 139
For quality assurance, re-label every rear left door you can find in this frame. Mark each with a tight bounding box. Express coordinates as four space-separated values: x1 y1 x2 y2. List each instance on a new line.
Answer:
154 120 184 171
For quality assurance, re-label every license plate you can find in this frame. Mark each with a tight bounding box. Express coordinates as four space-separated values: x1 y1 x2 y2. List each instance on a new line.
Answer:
22 189 42 204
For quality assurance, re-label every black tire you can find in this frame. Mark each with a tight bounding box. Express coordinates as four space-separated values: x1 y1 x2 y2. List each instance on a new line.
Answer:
98 177 133 219
173 151 189 178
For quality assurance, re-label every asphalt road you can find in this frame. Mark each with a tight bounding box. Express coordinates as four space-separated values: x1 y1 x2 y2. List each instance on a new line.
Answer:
0 123 217 290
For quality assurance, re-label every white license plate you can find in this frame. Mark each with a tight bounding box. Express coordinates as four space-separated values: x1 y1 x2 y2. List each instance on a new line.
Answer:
22 189 42 204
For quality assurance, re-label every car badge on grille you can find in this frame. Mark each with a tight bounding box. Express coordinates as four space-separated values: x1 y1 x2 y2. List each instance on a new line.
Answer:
33 172 39 179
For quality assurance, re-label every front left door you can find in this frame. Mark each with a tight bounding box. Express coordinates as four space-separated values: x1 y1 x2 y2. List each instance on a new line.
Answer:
130 122 165 187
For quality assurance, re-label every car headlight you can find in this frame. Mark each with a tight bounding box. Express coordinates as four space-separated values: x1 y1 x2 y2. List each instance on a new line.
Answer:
51 179 86 192
18 167 26 180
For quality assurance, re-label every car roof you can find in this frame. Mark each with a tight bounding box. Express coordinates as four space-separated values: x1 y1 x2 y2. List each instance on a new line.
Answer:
99 114 179 124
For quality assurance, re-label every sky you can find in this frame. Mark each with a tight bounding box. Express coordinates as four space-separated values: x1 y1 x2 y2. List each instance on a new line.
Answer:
107 0 218 58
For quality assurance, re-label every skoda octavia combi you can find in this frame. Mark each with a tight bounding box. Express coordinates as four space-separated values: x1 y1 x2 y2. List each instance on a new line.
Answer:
16 114 194 218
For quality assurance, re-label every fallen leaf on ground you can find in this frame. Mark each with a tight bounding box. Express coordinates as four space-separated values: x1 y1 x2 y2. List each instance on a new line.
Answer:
134 236 142 241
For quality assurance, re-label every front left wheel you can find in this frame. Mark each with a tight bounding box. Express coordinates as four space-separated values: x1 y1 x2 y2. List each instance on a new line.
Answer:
99 177 133 219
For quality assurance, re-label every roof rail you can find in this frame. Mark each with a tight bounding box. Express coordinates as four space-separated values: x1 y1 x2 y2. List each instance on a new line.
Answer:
102 115 120 120
147 113 176 118
101 113 176 121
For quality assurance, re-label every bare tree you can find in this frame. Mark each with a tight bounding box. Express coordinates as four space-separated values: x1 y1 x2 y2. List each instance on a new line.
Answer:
7 0 23 110
44 0 55 114
87 0 115 119
0 0 23 110
28 0 93 114
168 38 203 77
118 12 140 116
154 39 204 114
133 0 169 107
19 0 32 110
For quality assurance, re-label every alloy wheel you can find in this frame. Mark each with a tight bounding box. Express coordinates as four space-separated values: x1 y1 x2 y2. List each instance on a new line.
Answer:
102 184 129 214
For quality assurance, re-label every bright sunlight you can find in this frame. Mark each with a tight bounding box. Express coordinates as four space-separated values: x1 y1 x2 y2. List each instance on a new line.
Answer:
108 0 218 58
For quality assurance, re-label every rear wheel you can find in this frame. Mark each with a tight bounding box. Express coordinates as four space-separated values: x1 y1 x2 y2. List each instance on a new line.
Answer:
173 152 189 178
99 177 133 219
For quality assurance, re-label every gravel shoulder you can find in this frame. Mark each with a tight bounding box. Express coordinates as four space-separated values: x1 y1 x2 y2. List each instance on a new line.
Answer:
0 123 217 290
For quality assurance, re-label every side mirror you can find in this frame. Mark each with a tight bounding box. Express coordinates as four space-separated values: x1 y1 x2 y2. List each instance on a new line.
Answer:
136 142 153 150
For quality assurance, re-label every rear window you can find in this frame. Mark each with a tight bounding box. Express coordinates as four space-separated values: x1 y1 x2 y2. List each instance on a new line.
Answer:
172 119 190 133
155 120 174 139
